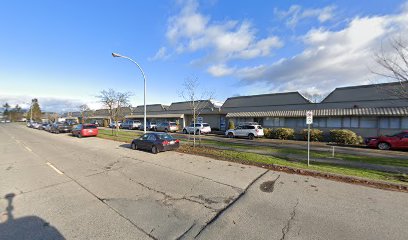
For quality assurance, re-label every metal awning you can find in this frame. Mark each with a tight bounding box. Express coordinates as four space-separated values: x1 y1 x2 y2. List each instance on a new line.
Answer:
226 107 408 118
125 114 184 119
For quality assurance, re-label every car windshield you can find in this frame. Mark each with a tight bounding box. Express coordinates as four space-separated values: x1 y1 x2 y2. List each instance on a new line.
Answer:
156 133 174 140
257 126 263 129
84 125 97 129
203 124 210 127
169 123 177 126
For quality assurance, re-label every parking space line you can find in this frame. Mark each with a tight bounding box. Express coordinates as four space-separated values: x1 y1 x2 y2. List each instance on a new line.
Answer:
46 162 64 175
24 146 32 152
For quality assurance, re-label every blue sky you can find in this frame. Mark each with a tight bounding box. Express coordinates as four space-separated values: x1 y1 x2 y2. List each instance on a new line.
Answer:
0 0 407 112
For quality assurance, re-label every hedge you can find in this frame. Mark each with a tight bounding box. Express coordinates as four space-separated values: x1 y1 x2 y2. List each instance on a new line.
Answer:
301 129 323 142
329 129 359 144
264 128 295 140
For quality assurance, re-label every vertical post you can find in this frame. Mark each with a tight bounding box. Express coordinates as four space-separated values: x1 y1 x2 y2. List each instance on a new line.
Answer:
332 146 335 158
144 74 147 133
307 123 310 166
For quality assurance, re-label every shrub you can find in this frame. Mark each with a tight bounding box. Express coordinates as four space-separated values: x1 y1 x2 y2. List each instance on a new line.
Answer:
330 129 359 145
357 135 364 145
301 129 323 142
272 128 295 140
263 128 273 139
228 120 235 130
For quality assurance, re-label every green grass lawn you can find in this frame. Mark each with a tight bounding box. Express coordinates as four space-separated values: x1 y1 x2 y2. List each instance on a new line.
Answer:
197 139 408 168
96 129 408 185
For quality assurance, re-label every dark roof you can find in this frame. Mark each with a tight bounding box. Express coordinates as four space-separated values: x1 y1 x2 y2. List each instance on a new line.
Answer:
322 82 408 103
132 104 169 113
226 107 408 118
222 92 311 112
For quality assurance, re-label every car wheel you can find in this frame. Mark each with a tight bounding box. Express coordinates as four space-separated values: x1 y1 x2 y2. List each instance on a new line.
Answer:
183 129 187 134
131 143 137 150
151 145 158 154
227 132 234 138
377 142 390 150
196 130 200 134
248 133 255 140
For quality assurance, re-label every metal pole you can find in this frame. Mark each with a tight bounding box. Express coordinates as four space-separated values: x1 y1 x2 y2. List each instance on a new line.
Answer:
307 123 310 166
112 53 147 133
30 100 33 122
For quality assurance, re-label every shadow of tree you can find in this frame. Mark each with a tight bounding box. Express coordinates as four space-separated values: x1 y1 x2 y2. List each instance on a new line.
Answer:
0 193 64 240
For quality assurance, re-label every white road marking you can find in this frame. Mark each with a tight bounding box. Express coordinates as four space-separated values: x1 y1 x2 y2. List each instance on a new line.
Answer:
24 146 32 152
46 162 64 175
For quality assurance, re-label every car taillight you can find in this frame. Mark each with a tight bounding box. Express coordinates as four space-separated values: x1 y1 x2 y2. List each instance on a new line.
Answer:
256 129 259 133
175 139 180 143
163 140 169 145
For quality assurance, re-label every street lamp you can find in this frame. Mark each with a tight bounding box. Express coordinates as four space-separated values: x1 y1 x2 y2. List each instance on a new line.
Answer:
112 52 147 133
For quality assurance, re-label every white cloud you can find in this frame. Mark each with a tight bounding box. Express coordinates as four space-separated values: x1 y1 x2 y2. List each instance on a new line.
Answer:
0 94 99 113
165 0 282 76
236 7 408 94
274 5 336 29
207 64 235 77
149 47 170 61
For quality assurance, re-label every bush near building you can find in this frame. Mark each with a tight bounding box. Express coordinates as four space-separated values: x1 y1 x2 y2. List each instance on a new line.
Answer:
264 128 295 140
228 120 235 130
330 129 359 145
301 129 324 142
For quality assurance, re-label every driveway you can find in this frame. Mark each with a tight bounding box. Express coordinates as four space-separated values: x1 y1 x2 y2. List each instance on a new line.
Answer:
1 124 408 240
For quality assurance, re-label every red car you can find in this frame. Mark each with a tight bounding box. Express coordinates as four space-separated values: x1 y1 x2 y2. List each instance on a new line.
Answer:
71 124 98 138
366 131 408 150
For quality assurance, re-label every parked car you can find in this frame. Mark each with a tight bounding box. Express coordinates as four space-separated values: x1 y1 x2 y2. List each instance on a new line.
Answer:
50 122 73 133
130 132 180 154
183 123 211 134
139 121 157 131
31 122 41 129
366 131 408 150
38 123 49 130
156 122 178 132
225 124 264 140
121 120 141 130
109 121 122 128
44 123 52 132
71 124 98 138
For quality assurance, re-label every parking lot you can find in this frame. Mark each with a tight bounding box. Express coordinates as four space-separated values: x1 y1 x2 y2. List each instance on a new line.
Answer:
1 123 408 240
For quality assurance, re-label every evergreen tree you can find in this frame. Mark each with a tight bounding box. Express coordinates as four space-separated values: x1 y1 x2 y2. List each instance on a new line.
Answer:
3 102 10 120
28 99 42 121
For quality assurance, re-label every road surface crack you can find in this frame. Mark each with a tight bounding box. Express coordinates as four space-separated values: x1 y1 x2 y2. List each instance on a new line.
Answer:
128 177 218 211
194 169 269 239
280 198 299 240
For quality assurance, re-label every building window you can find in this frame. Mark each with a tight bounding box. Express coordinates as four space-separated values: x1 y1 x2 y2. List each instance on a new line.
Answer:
389 117 400 129
360 117 377 128
286 118 297 128
264 117 285 127
327 117 341 128
342 117 351 128
313 118 326 128
402 117 408 129
379 117 388 129
351 117 359 128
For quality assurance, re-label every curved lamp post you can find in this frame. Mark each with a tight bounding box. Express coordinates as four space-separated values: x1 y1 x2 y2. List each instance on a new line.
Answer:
112 52 147 133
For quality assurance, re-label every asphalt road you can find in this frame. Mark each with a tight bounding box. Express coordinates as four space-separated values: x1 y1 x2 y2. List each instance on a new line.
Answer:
1 123 407 240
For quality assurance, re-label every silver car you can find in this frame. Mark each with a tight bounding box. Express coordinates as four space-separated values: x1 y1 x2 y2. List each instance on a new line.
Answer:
156 122 178 132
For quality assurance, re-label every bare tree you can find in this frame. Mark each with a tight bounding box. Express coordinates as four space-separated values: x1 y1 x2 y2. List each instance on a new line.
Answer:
78 104 91 124
179 77 214 147
372 37 408 100
97 89 132 135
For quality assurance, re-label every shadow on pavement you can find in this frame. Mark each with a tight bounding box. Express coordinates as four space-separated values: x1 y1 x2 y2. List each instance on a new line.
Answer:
0 193 64 240
119 143 131 149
